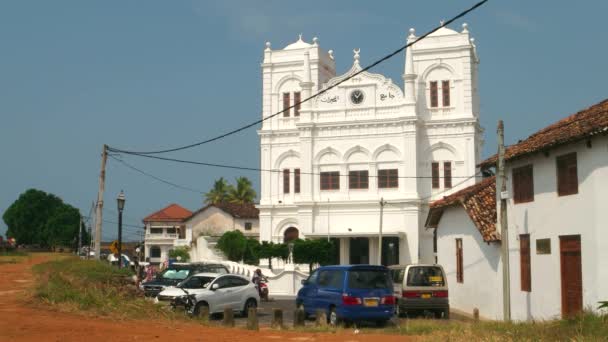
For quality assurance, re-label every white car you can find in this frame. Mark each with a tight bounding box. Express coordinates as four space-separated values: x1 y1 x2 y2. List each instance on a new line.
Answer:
157 273 260 317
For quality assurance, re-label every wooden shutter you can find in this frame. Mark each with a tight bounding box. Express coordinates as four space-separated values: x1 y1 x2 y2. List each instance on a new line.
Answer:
330 172 340 190
557 153 578 196
389 169 398 188
294 169 300 193
378 169 388 188
320 172 328 190
282 93 290 117
283 169 290 193
432 162 440 189
444 161 452 188
513 165 534 203
520 234 531 292
430 81 438 108
294 92 301 117
442 80 450 107
456 239 463 283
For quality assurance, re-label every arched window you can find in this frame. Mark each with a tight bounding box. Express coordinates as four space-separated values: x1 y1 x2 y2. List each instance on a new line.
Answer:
283 227 299 243
150 246 161 258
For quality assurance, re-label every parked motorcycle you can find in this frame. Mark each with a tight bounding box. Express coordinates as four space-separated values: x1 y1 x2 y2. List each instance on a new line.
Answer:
259 280 269 302
170 288 197 316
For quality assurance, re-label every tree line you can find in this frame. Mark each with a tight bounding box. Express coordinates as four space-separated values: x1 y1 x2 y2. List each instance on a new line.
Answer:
2 189 90 249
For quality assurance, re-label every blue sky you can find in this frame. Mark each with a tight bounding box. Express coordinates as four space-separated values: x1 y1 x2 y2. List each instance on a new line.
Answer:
1 1 606 241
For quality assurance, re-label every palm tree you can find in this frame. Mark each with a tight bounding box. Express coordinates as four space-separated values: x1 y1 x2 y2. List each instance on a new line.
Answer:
204 177 232 204
227 177 257 204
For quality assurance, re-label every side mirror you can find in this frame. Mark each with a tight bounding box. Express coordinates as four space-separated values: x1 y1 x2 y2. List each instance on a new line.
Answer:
211 283 219 291
301 279 308 286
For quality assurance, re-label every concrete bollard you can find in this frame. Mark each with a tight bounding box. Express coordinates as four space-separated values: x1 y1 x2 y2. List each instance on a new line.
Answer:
246 308 259 330
473 308 480 322
223 308 235 327
271 308 284 329
294 308 306 328
315 309 327 327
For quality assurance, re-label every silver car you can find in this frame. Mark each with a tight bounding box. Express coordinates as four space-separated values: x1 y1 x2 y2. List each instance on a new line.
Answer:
389 264 449 319
157 273 260 317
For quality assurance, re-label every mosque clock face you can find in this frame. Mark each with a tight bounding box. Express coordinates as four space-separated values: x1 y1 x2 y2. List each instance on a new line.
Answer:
350 89 364 104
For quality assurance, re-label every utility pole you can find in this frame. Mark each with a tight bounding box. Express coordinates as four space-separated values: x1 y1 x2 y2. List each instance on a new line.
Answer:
77 214 82 255
327 198 330 242
378 197 386 265
94 144 108 260
498 120 511 321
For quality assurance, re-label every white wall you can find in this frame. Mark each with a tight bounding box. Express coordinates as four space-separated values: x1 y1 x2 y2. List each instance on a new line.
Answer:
505 136 608 320
437 206 502 320
258 26 482 265
187 207 259 239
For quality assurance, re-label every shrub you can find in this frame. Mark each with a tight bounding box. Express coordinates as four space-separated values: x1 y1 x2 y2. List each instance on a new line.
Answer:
216 231 247 262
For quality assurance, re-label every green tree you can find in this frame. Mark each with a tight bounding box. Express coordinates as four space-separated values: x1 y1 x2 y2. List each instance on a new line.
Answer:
204 177 232 205
243 238 260 265
169 247 191 262
216 230 247 261
2 189 80 248
293 239 336 271
227 177 256 204
258 241 275 269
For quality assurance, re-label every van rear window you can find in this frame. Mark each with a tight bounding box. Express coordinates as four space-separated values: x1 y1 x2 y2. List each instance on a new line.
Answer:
347 270 391 289
406 266 445 286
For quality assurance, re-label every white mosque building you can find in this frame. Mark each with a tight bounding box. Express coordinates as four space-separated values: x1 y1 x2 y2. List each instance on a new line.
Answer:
257 24 483 265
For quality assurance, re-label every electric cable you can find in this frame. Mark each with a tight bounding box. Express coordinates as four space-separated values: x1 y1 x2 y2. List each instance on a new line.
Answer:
106 0 488 155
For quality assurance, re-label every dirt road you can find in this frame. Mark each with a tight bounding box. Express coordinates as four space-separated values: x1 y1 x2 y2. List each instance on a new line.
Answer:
0 255 413 342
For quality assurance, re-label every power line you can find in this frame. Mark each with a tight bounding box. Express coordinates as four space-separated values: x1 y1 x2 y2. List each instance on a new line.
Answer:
116 152 478 180
108 154 204 194
106 0 488 156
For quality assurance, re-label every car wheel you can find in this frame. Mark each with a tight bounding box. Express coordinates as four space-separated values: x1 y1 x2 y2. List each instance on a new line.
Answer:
193 302 209 318
375 319 388 327
328 307 339 326
442 308 450 320
296 303 309 319
242 298 257 317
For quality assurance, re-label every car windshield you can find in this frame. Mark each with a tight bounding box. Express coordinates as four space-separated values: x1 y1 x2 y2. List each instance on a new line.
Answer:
347 270 391 289
178 276 216 288
159 269 191 280
406 266 445 286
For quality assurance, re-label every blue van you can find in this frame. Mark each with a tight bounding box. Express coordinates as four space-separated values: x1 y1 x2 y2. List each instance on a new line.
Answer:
296 265 395 325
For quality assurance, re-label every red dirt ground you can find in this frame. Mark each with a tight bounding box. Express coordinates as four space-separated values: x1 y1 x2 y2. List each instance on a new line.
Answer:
0 255 414 341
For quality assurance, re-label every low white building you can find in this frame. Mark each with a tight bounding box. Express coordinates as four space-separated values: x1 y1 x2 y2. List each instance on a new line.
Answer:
143 203 193 264
258 24 484 265
427 99 608 320
186 202 260 240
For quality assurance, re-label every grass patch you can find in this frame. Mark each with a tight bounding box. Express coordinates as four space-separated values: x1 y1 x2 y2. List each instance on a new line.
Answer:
0 251 30 265
387 314 608 341
32 258 185 320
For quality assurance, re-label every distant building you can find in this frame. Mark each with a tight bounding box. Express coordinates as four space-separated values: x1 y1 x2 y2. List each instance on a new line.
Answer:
427 99 608 320
186 202 260 240
258 24 483 265
142 203 192 264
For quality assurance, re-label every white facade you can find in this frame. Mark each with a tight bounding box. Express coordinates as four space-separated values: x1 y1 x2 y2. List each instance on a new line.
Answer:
436 205 503 320
187 206 259 239
144 222 191 264
258 25 483 265
436 134 608 320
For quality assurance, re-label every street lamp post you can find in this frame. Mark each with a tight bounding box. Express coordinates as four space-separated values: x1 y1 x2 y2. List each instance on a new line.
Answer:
117 190 126 268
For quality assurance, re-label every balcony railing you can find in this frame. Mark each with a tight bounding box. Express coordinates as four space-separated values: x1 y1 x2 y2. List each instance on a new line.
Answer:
145 233 179 239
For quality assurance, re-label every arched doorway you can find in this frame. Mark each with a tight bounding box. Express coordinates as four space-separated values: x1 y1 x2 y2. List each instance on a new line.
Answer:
283 227 299 243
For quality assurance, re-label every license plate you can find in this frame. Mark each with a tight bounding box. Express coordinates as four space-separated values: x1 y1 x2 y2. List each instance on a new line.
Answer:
421 293 432 299
364 298 379 307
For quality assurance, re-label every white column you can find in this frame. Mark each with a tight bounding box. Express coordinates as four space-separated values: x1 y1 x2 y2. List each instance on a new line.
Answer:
340 238 349 265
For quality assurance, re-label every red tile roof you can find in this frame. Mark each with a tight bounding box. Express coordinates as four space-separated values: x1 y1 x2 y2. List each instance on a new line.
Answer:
187 202 259 221
426 176 499 242
142 203 192 223
480 99 608 168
